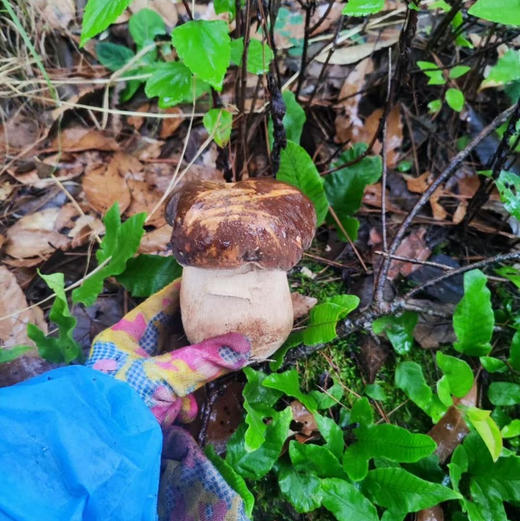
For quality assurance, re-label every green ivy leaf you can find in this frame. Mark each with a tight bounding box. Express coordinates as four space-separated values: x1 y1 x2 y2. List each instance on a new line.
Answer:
364 383 386 401
480 356 508 373
315 413 345 459
501 419 520 438
242 367 283 452
395 361 446 422
204 445 254 517
263 369 317 412
436 351 474 398
351 397 374 426
309 382 344 409
417 61 446 85
96 42 134 71
453 270 494 356
129 8 166 49
321 478 379 521
461 432 520 515
427 99 442 113
226 407 292 479
28 272 81 363
0 345 32 364
325 143 382 218
214 0 236 17
465 407 503 462
449 65 471 79
247 39 274 74
485 50 520 85
302 294 360 345
488 382 520 406
116 254 182 297
372 312 418 355
289 441 345 478
510 329 520 370
468 0 520 27
445 88 465 112
496 171 520 220
361 467 461 512
72 204 146 307
145 61 195 108
81 0 131 45
277 140 329 224
342 0 384 17
172 20 231 90
203 108 233 147
495 265 520 288
347 424 436 464
276 460 323 513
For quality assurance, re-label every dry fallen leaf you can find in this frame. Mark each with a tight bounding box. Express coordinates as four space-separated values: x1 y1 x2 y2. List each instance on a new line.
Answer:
317 33 399 65
0 115 41 156
130 0 179 26
160 107 185 139
127 103 150 131
416 506 444 521
291 400 318 436
0 266 47 348
291 293 318 320
5 206 73 259
50 127 119 153
127 179 166 227
139 225 172 254
33 0 75 29
82 154 132 214
387 227 431 280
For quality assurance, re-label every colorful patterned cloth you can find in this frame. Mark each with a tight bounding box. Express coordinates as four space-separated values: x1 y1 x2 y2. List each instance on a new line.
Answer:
159 427 248 521
86 279 251 426
86 278 252 521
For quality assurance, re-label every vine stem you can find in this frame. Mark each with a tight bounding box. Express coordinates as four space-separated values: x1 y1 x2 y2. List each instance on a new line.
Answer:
373 103 518 311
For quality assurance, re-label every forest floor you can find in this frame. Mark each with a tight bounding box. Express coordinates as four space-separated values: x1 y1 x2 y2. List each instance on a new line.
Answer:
1 1 520 520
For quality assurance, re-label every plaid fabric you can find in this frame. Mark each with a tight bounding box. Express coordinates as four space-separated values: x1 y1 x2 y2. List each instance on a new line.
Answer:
158 427 249 521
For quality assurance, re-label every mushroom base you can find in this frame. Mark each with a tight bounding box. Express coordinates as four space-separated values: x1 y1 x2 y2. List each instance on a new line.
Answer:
180 265 294 360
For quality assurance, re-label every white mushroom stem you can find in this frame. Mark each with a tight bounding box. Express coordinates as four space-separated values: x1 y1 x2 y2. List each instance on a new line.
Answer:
180 264 294 360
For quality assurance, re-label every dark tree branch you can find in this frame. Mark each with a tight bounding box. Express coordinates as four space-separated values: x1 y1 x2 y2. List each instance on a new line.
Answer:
373 104 518 311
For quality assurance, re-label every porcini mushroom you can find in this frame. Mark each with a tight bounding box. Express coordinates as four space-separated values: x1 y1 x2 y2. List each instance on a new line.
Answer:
165 178 316 360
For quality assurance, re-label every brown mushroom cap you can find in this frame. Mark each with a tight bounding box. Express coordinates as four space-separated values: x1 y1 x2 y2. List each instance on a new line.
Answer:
166 178 316 270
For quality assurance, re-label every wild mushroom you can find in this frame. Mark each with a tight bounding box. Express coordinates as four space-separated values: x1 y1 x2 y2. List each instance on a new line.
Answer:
165 178 316 360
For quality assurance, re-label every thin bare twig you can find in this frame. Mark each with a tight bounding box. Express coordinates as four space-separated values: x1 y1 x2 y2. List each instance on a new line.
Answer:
402 250 520 301
374 103 518 311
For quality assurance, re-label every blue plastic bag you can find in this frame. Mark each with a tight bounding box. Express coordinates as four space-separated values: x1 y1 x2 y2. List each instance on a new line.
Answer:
0 366 162 521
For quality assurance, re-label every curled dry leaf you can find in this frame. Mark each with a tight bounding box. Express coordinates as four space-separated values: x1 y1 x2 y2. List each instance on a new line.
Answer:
310 2 344 36
406 172 447 220
50 127 119 153
130 0 179 26
138 225 172 254
127 179 166 227
291 400 318 436
416 506 444 521
428 406 469 464
160 107 184 139
0 266 47 349
128 103 150 131
317 32 399 65
358 335 388 383
291 293 318 320
82 154 132 214
33 0 75 30
0 115 41 157
5 207 72 259
387 227 431 280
